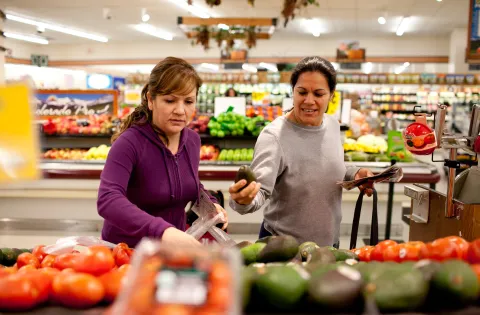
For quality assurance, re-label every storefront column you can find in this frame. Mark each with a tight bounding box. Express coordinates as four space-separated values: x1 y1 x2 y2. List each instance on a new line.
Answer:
448 28 469 73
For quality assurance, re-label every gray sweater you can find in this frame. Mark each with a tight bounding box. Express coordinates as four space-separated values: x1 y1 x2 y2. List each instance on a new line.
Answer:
230 115 359 246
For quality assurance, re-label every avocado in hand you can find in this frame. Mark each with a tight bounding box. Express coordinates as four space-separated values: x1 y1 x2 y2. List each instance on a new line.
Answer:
235 165 257 192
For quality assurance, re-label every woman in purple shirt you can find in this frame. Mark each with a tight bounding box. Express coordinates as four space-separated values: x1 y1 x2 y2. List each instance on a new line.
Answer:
97 57 228 248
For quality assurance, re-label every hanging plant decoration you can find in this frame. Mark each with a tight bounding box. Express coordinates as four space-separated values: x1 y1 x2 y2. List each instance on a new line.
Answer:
187 0 193 5
205 0 221 7
215 29 229 47
194 25 211 51
226 37 235 50
247 0 255 6
245 26 257 49
282 0 319 27
0 10 5 21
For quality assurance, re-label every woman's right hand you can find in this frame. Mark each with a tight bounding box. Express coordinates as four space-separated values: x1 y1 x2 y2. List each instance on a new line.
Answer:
162 227 201 247
229 180 261 205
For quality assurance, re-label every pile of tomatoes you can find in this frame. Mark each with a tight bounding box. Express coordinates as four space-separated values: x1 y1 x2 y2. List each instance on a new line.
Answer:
353 236 480 269
0 242 134 311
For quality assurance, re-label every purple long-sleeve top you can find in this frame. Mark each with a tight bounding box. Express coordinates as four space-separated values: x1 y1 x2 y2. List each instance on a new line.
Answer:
97 122 217 248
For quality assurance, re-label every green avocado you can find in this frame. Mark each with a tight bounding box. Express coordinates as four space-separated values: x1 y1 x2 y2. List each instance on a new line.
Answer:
299 242 319 261
240 243 266 265
257 235 299 263
332 249 358 262
234 165 257 192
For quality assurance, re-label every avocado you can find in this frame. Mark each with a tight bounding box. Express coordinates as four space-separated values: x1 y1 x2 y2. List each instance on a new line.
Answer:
306 247 336 265
241 265 259 308
430 260 480 306
255 236 273 244
365 264 429 312
240 243 266 265
257 235 299 263
235 241 253 249
234 165 257 192
414 259 441 282
307 262 339 277
308 266 364 310
0 248 17 267
299 242 319 261
255 265 308 310
20 248 31 253
324 245 337 252
332 249 358 262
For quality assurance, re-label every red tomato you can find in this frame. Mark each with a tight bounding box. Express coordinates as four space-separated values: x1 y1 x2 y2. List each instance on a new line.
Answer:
32 245 47 263
395 242 426 262
18 265 37 273
72 246 115 276
370 240 398 261
443 236 469 260
152 304 193 315
98 268 128 303
117 264 131 273
468 239 480 264
354 246 374 262
0 274 44 311
383 244 401 262
40 255 57 268
53 253 80 270
112 243 129 257
209 261 232 287
115 248 133 267
20 269 52 304
0 267 17 277
17 253 40 269
52 272 105 308
39 267 60 279
420 239 460 261
207 285 231 312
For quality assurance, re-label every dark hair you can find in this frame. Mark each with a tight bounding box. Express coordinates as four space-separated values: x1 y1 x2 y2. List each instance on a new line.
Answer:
112 57 202 144
225 87 237 97
290 56 337 93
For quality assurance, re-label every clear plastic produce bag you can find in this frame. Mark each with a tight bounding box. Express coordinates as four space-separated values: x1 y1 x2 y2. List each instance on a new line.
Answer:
43 236 116 255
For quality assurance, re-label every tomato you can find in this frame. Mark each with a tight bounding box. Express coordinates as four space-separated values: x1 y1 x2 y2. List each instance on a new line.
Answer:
39 267 60 279
354 246 374 262
370 240 397 261
209 261 231 287
53 253 80 270
420 239 460 261
118 264 131 273
424 134 435 145
17 253 40 269
98 268 127 303
18 265 37 273
0 267 16 277
112 243 129 257
0 272 48 311
72 246 115 276
395 242 426 262
52 272 105 308
61 268 75 274
32 245 47 263
115 248 133 267
40 255 56 268
20 269 52 304
443 236 469 260
383 244 401 262
152 304 193 315
468 239 480 264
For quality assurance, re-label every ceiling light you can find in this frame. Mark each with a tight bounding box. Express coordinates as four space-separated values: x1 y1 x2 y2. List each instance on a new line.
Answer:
6 13 108 42
4 32 49 44
304 18 322 37
437 0 442 2
218 23 229 30
242 64 257 73
363 62 373 74
403 62 410 67
142 14 150 22
378 17 386 24
168 0 210 19
133 23 173 40
259 62 278 72
396 16 410 36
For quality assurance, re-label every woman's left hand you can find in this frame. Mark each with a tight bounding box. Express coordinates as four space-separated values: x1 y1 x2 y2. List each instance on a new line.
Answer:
214 204 229 230
355 168 375 197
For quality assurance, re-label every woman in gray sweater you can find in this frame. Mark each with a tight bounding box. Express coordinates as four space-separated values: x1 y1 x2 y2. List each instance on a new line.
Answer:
229 56 374 247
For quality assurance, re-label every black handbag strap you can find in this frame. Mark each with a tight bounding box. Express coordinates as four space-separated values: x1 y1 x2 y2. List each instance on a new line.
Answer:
350 189 378 250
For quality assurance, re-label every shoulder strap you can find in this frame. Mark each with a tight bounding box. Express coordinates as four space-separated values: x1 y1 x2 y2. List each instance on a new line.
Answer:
350 189 378 250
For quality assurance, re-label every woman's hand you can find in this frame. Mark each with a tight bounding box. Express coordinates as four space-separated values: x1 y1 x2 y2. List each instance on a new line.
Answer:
229 180 261 206
162 227 201 247
355 168 375 197
214 203 228 230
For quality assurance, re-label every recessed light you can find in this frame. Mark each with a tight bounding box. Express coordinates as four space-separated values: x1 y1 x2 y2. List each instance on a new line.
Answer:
378 17 386 25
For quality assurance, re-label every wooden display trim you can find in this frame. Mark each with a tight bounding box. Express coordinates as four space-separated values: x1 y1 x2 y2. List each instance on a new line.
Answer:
36 89 118 119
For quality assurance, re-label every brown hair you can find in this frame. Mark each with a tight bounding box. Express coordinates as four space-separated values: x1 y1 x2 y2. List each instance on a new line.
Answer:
112 57 202 144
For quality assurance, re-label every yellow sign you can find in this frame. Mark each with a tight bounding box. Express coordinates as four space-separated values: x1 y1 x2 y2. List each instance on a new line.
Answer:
327 91 342 115
0 84 40 182
124 89 142 105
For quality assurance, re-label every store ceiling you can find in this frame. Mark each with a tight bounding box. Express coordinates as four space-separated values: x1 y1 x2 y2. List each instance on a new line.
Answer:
2 0 470 44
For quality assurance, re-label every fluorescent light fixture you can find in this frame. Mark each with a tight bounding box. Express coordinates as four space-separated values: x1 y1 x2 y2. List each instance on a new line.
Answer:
6 13 108 42
218 23 229 30
396 16 410 36
403 62 410 67
304 18 322 37
394 61 410 74
268 26 275 35
199 63 219 71
168 0 210 19
4 32 49 45
378 16 386 24
437 0 442 2
259 62 278 72
242 63 257 73
133 23 173 40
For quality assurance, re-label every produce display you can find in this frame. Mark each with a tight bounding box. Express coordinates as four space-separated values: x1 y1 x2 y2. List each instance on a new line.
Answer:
0 243 134 312
42 145 111 161
41 114 117 136
208 109 270 138
246 105 283 121
218 148 254 162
